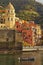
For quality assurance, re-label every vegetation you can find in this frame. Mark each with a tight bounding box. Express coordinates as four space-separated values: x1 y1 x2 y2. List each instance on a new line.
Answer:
17 10 39 21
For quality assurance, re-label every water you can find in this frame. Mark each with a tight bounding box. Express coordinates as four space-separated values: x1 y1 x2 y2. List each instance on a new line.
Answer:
0 54 15 65
0 51 43 65
0 42 43 65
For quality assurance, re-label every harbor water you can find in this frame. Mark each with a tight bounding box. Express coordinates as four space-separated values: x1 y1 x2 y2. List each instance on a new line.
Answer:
0 50 43 65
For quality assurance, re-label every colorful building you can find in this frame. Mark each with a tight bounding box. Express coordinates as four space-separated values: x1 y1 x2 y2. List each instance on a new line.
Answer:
0 2 16 29
15 20 42 46
0 3 42 46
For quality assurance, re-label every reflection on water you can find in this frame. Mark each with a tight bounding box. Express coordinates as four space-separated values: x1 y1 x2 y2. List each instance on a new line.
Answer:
41 53 43 65
0 54 15 65
0 51 43 65
0 42 43 65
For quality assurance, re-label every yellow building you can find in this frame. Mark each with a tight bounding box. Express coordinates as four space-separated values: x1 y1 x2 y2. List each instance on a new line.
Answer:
0 2 16 29
35 25 42 45
36 25 41 38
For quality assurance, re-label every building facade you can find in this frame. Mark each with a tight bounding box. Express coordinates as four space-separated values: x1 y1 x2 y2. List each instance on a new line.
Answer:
15 20 42 46
0 3 42 46
0 2 16 29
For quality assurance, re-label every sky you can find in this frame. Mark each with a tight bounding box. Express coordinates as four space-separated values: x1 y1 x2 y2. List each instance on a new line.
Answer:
36 0 43 4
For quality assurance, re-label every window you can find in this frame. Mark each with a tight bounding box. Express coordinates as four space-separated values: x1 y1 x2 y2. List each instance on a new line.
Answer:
1 21 3 24
6 38 9 41
8 10 9 13
11 18 13 21
26 28 30 30
4 19 5 22
1 26 2 28
16 26 18 28
8 18 9 21
0 19 5 24
28 35 31 37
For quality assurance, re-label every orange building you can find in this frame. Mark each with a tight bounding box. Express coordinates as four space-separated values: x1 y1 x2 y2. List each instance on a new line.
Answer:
22 21 33 46
15 20 41 46
15 21 22 32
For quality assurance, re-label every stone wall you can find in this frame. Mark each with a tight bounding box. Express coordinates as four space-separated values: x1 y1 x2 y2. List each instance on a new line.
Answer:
0 30 15 49
0 30 15 42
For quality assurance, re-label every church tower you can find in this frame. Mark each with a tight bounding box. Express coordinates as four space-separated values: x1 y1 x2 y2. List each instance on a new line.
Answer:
5 2 16 29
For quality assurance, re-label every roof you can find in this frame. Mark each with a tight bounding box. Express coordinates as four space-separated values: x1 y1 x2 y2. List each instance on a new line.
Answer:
6 2 15 10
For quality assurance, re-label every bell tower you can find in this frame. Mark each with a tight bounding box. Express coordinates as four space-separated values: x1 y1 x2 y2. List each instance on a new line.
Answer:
5 2 16 29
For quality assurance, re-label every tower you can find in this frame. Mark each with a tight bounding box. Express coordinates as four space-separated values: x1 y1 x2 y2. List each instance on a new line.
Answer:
5 2 16 29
